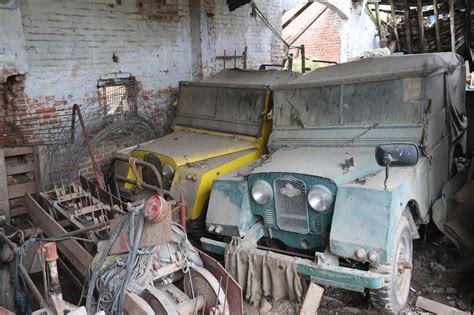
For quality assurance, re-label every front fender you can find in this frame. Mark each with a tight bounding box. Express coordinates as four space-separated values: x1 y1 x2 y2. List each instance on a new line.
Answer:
329 160 428 264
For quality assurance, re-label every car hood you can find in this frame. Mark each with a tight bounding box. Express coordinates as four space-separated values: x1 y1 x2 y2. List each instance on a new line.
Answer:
251 146 383 186
132 129 257 166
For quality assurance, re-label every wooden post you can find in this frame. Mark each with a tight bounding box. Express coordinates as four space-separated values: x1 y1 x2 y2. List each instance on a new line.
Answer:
433 0 442 51
467 0 472 56
301 282 324 314
403 0 412 54
0 149 9 222
243 46 248 69
389 0 401 51
449 0 455 52
375 2 383 46
417 0 424 53
33 145 48 193
223 50 226 69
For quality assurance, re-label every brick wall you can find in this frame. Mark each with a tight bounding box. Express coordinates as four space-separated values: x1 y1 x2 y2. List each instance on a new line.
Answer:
283 4 342 63
282 2 378 64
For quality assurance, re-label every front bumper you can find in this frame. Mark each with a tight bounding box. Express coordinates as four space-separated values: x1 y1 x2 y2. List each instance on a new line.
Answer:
201 237 385 292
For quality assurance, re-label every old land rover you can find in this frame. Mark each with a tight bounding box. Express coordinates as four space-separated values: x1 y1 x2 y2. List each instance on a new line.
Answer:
115 69 299 235
202 53 467 312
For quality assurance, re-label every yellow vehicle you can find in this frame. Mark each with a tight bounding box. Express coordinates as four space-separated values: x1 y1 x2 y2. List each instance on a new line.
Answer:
117 69 299 235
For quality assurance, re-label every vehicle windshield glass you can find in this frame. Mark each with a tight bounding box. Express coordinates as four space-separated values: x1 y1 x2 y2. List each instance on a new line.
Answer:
176 84 265 137
274 78 422 128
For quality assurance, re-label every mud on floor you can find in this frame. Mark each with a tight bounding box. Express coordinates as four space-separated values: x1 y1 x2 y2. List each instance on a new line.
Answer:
243 229 474 314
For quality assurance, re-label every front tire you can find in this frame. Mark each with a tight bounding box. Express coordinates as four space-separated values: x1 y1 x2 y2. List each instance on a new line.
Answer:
370 216 413 313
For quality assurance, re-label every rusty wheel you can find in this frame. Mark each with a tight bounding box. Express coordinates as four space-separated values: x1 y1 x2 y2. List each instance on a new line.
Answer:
370 216 413 314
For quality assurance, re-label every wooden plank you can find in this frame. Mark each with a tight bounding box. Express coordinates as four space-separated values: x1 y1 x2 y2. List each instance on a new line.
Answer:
3 146 34 157
433 0 441 51
10 206 27 217
6 164 35 176
0 149 9 221
403 0 412 53
449 0 455 52
389 0 401 51
416 296 470 314
288 7 328 46
417 0 424 53
282 2 312 29
8 182 36 199
301 282 324 315
25 193 92 277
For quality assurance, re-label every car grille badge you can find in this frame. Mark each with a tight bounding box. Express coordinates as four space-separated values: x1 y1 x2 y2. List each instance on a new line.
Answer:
280 183 301 198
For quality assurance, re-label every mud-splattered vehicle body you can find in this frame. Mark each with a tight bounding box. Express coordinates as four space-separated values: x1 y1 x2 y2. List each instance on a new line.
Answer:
202 53 466 312
119 69 299 235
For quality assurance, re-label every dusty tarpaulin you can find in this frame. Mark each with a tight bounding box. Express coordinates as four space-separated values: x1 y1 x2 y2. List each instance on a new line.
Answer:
275 52 467 144
202 69 300 87
176 69 300 137
225 243 305 308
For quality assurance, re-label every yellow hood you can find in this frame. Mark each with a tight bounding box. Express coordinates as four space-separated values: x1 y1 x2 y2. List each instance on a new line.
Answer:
132 129 257 166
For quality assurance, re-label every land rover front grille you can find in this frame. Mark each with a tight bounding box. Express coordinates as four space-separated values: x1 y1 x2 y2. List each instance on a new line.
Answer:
274 176 309 234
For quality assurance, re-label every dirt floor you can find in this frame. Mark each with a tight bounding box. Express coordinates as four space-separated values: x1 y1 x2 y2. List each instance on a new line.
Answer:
244 226 474 314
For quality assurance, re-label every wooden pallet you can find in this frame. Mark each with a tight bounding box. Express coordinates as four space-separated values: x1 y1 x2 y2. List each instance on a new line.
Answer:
0 145 48 222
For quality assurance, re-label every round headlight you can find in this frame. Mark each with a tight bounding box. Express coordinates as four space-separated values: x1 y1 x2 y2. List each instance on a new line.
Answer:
251 180 273 205
162 163 174 179
308 185 334 212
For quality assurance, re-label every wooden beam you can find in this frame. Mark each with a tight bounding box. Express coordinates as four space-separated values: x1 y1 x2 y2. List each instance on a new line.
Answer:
416 296 470 315
301 282 324 314
417 0 424 53
389 0 401 51
33 145 48 193
25 193 92 277
6 164 35 176
8 182 36 199
288 7 328 46
449 0 455 52
282 2 313 29
467 0 472 55
403 0 412 53
433 0 442 51
0 149 9 222
375 2 383 46
3 146 34 157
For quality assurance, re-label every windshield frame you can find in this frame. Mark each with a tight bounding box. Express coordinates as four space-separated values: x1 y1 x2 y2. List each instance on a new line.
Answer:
273 77 424 130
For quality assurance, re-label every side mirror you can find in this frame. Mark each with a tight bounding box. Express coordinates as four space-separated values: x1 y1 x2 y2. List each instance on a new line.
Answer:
375 143 419 190
375 143 419 167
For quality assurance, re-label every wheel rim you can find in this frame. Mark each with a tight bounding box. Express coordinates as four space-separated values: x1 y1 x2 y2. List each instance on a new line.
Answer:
395 232 412 301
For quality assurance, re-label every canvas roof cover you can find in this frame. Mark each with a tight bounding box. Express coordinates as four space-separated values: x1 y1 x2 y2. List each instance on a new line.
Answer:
279 52 464 88
274 52 466 143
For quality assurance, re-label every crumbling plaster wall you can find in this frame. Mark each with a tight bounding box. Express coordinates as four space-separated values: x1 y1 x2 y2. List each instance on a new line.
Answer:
340 2 379 61
0 0 301 181
0 1 28 73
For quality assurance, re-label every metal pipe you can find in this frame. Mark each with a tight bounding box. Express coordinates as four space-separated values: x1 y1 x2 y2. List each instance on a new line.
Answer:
47 221 110 240
72 104 106 189
180 194 186 230
110 156 163 191
301 44 306 74
115 175 172 198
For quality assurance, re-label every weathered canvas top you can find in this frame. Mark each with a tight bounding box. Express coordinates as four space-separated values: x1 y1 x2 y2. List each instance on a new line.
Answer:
279 52 463 88
183 68 300 88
